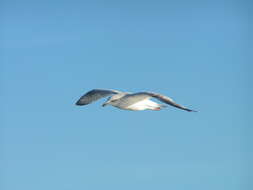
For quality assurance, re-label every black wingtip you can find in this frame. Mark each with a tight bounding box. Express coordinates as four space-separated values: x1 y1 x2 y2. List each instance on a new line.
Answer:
188 109 198 112
75 101 82 106
75 99 84 106
183 107 198 112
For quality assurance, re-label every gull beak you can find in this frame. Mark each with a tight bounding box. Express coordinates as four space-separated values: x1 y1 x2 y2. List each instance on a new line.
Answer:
102 102 108 107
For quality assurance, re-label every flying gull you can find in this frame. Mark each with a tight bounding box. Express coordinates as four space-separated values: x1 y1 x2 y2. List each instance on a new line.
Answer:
75 89 197 112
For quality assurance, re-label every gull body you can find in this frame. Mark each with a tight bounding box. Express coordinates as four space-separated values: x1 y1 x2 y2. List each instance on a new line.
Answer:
125 99 163 111
103 95 164 111
75 89 197 112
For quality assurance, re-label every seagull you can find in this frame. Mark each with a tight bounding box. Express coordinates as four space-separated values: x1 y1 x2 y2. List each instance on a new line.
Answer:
75 89 197 112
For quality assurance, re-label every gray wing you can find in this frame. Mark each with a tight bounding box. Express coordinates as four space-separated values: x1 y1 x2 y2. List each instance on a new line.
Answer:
75 89 121 106
128 92 197 112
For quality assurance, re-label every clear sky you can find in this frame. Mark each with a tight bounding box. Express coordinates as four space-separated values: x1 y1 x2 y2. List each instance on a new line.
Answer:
1 0 252 190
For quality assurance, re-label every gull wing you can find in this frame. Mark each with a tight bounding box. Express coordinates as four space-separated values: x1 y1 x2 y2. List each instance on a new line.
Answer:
75 89 121 106
128 92 197 112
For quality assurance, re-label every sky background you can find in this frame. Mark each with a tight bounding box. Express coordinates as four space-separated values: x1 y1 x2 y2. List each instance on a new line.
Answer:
1 0 252 190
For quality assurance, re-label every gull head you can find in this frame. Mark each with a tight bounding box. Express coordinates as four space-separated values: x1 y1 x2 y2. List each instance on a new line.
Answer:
102 93 126 107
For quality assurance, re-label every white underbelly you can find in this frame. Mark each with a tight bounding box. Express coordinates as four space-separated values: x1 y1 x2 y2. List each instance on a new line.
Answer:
126 99 159 111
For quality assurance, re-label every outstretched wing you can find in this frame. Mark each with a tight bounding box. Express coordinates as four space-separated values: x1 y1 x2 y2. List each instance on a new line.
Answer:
128 92 197 112
75 89 121 106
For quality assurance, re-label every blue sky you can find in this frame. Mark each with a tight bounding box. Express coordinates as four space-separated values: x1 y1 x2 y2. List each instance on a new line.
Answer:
1 0 252 190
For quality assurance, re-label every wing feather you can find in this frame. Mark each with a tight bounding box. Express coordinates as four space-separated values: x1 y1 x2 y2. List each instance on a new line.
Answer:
129 92 197 112
75 89 121 106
